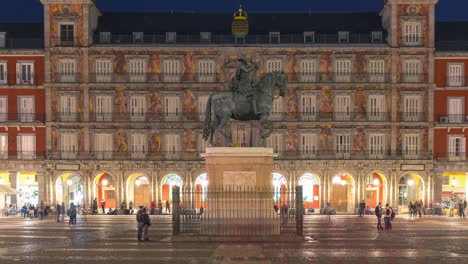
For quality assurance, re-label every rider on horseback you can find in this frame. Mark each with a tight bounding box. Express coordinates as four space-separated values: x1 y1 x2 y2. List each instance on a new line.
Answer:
231 56 260 115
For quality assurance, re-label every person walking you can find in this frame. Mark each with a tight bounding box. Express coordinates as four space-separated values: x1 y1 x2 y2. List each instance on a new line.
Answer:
142 208 151 241
459 200 466 218
92 198 98 215
375 203 384 230
129 201 134 215
100 199 106 214
68 203 77 225
359 200 366 217
165 200 171 214
449 199 455 217
37 203 44 221
61 202 65 222
136 206 144 242
384 204 393 230
157 200 163 215
56 203 61 222
417 199 423 219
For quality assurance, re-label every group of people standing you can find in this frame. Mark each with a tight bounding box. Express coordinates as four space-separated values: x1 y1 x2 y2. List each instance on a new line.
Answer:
20 202 50 220
374 203 395 230
449 199 467 218
136 206 151 242
409 200 425 218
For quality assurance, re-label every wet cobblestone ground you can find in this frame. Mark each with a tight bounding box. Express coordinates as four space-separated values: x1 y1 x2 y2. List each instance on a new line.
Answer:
0 214 467 263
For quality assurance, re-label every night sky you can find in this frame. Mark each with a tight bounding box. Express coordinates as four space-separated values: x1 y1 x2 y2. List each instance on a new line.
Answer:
1 0 466 22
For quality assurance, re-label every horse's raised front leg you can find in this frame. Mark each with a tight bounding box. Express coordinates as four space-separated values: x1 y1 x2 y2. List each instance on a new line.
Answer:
216 117 233 147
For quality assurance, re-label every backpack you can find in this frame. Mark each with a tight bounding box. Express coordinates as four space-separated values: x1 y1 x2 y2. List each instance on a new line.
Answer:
385 208 391 216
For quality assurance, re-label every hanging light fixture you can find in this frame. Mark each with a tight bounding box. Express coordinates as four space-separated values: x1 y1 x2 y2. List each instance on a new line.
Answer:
135 179 141 186
373 179 380 186
102 179 108 186
451 178 457 186
407 179 415 186
66 179 73 186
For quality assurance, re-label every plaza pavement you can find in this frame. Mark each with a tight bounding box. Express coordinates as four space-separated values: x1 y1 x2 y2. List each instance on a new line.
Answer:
0 214 467 263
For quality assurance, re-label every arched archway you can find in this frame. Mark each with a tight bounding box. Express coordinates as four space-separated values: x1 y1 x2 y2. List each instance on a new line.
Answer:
298 173 320 209
161 173 184 206
194 173 208 209
365 172 388 208
93 172 116 212
273 173 287 206
126 172 151 208
55 173 84 206
398 173 425 212
331 172 356 212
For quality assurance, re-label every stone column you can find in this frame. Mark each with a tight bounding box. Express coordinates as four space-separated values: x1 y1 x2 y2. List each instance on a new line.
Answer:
37 171 47 204
115 170 124 207
9 171 18 205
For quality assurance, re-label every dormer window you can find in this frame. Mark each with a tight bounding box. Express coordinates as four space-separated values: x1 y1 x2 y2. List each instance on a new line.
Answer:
0 32 5 48
304 31 315 43
403 21 422 46
166 32 176 44
99 32 110 44
60 24 74 46
133 32 143 43
200 32 211 43
269 32 280 44
372 31 383 43
235 34 245 44
338 31 349 43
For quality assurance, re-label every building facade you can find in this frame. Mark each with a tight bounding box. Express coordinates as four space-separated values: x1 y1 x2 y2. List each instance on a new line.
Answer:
1 0 458 213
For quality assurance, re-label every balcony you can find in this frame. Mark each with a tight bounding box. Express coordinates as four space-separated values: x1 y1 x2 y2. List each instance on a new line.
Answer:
49 151 204 161
400 37 424 47
3 151 46 160
90 73 220 84
0 113 45 123
54 73 81 83
277 150 431 160
435 152 467 161
93 33 387 46
0 73 39 86
437 114 468 124
446 76 467 87
399 112 425 122
401 73 427 83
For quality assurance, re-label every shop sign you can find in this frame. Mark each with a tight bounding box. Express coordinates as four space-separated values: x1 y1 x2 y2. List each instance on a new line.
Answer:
55 164 80 171
401 164 425 171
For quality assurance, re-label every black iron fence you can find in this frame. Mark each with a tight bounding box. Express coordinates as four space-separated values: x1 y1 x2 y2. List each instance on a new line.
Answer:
0 73 39 85
172 186 303 236
0 113 45 122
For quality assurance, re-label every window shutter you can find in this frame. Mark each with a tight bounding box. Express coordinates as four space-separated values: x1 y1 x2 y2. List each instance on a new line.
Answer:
267 60 282 73
0 97 7 121
462 137 466 158
15 63 20 84
301 94 317 120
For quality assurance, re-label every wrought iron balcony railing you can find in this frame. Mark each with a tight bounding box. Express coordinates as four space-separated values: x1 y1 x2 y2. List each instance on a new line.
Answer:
94 33 387 46
276 150 432 160
435 152 468 161
400 37 424 47
436 114 468 124
0 73 38 85
446 76 468 87
400 73 428 83
0 38 44 49
0 113 45 122
54 73 82 83
48 151 204 161
0 151 46 160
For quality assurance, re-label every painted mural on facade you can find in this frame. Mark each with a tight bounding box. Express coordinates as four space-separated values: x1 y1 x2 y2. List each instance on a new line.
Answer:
183 89 197 120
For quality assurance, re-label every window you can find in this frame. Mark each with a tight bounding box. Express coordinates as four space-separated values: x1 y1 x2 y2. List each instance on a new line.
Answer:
403 21 422 45
338 31 349 43
372 31 383 43
198 60 215 83
368 95 385 121
0 62 6 84
165 96 181 121
165 134 180 158
231 126 250 147
335 134 351 156
301 133 318 156
99 32 110 44
0 32 5 48
368 133 385 158
59 59 76 82
200 32 211 43
95 133 113 159
0 134 7 159
16 62 34 84
271 97 283 120
403 60 421 83
60 24 74 46
266 59 282 73
133 32 143 43
128 59 146 82
95 59 112 82
163 60 181 82
403 134 419 157
59 95 77 122
304 32 315 43
300 94 317 121
335 59 351 82
369 60 385 82
448 97 463 123
403 95 421 121
266 133 282 153
129 96 146 121
334 95 351 121
19 96 34 122
300 60 317 82
269 32 280 44
198 95 209 121
448 136 466 160
61 133 77 159
95 95 112 121
131 134 147 158
448 63 464 87
0 96 7 122
166 32 176 44
17 134 35 159
198 132 207 153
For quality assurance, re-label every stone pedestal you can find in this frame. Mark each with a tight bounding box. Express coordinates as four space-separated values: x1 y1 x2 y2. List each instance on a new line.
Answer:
201 147 279 236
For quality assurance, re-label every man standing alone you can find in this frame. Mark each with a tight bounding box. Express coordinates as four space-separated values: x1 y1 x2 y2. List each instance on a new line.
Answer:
136 206 144 242
375 203 383 230
359 200 366 216
142 208 151 241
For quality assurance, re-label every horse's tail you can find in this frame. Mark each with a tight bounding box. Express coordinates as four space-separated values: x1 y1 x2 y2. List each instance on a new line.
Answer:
203 94 213 140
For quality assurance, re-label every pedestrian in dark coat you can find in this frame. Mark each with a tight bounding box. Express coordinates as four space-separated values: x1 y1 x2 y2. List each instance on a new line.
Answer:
142 208 151 241
375 203 383 230
136 207 144 241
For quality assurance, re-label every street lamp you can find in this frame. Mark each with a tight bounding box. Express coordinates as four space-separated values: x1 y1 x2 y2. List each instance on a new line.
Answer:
373 179 380 186
135 179 141 186
451 178 457 186
102 179 108 186
407 179 415 186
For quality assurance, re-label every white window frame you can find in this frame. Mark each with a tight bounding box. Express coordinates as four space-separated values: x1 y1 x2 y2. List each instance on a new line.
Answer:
300 133 318 156
403 21 422 46
163 60 181 83
95 95 113 121
447 63 464 87
303 31 315 43
403 60 422 83
165 134 181 159
368 59 385 83
0 134 7 159
335 59 351 82
269 32 280 44
448 135 466 160
60 133 77 159
0 96 7 122
372 31 383 43
164 95 181 121
198 95 209 121
197 60 215 83
17 134 36 159
403 95 421 122
16 62 34 85
0 62 7 84
166 32 177 44
94 133 113 159
266 133 283 154
129 95 146 121
99 32 110 44
368 133 385 158
271 97 283 120
59 59 77 83
200 32 211 43
334 95 352 121
447 97 464 124
58 22 75 46
368 94 386 121
299 59 317 82
59 95 77 122
128 59 146 82
300 93 317 121
131 133 147 158
266 59 282 73
18 96 35 122
403 133 420 158
133 32 143 43
335 133 351 158
338 31 350 43
95 59 113 82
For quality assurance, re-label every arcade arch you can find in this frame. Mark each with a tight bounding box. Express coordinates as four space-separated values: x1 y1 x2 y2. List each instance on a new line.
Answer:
194 173 208 209
161 173 184 203
273 172 287 205
93 172 116 210
126 172 151 208
331 172 356 212
55 173 84 206
298 173 320 209
398 173 425 211
365 172 388 208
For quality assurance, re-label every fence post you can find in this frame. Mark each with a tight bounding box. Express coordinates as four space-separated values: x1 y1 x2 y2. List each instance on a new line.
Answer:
172 186 180 235
295 185 304 236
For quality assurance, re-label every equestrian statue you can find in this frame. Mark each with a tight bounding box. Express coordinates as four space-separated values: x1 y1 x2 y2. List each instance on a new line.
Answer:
203 56 287 147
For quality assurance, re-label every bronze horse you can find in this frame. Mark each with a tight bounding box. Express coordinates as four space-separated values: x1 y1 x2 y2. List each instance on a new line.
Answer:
203 71 287 147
